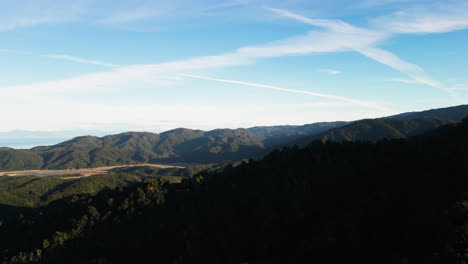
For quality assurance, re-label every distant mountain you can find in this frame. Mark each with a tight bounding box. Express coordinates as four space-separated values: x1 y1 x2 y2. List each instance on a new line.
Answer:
248 121 348 146
0 129 121 149
296 118 457 144
2 105 468 171
290 104 468 145
0 122 347 171
387 104 468 120
1 114 466 263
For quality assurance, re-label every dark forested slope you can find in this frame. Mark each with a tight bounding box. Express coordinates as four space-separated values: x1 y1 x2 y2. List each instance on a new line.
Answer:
388 104 468 120
1 118 466 264
0 163 230 207
293 104 468 145
298 117 457 143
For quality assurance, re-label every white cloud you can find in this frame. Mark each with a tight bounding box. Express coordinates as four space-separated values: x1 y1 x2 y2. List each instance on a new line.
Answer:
0 0 87 31
3 5 462 132
266 7 359 33
355 47 455 96
0 0 253 30
1 49 121 68
318 69 341 75
268 7 459 97
0 17 65 31
43 54 121 68
296 102 356 108
390 78 421 84
2 3 467 131
372 5 468 34
98 7 160 24
358 0 413 8
0 22 389 96
450 84 468 91
178 73 390 111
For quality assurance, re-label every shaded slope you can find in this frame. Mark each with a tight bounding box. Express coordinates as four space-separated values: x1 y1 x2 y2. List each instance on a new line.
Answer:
294 117 457 145
388 104 468 120
248 121 348 146
1 119 466 263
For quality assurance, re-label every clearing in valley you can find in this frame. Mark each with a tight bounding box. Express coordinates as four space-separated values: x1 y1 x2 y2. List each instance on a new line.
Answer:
0 164 185 179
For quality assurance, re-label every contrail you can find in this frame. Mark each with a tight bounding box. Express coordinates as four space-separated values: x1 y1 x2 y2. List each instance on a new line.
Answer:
178 73 391 112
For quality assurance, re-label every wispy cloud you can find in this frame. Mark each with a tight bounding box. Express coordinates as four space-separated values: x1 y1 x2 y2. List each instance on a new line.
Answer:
2 2 467 133
390 78 421 84
0 0 255 31
3 5 462 110
450 84 468 91
268 7 458 97
43 54 121 68
372 4 468 34
318 69 341 75
178 73 390 112
0 25 389 95
297 102 356 108
355 47 455 96
266 7 360 33
98 7 160 24
0 1 87 31
0 49 120 68
0 17 66 31
358 0 413 8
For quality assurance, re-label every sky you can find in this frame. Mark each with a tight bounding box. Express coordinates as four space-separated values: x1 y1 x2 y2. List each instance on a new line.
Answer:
1 0 468 144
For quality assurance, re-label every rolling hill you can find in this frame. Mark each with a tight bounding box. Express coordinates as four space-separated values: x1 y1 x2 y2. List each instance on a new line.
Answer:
1 116 466 263
292 104 468 145
0 122 345 171
1 104 468 171
387 104 468 120
294 117 457 145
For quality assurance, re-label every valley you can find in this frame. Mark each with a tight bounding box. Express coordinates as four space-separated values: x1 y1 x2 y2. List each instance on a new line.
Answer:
2 4 467 262
0 163 185 178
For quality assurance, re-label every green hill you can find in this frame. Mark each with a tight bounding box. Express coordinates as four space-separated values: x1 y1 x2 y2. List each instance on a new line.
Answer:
293 104 468 144
0 118 466 263
0 174 141 207
2 105 468 171
0 162 245 207
0 123 346 171
388 104 468 120
294 117 457 144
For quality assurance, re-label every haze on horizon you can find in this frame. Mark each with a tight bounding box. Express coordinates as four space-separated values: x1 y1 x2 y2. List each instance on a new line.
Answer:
1 0 468 142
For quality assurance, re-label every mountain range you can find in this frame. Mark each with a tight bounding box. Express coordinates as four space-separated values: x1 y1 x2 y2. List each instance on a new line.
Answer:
0 104 467 171
1 110 466 263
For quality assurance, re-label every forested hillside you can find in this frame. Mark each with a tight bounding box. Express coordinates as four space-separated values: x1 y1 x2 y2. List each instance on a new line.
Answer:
296 117 456 144
388 104 468 120
0 122 345 171
0 174 142 207
1 118 466 263
0 163 237 207
294 104 468 144
1 105 468 171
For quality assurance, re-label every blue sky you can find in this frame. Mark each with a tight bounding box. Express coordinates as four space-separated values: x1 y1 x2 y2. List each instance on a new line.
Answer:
1 0 468 139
